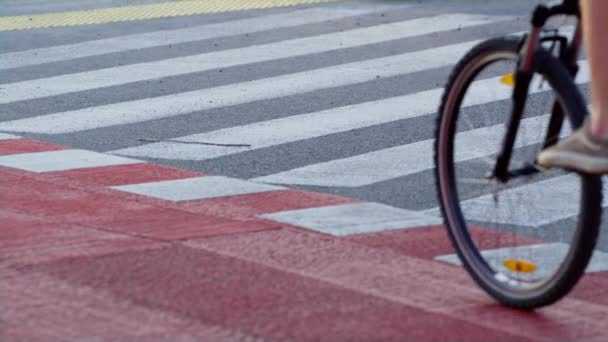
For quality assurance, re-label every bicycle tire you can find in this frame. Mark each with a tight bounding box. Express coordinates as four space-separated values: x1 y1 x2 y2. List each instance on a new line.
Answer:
434 36 602 309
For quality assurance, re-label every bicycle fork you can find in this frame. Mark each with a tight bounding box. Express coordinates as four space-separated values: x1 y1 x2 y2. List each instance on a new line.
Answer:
491 4 582 183
491 27 539 183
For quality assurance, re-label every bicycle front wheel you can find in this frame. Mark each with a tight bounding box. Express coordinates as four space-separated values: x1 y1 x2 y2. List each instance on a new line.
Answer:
434 37 602 309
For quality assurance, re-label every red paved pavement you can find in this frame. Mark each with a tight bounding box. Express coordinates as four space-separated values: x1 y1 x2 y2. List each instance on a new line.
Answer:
2 137 608 341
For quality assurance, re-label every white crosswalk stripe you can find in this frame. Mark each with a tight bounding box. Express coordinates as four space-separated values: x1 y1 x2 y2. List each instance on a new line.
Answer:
109 40 487 158
0 133 21 140
260 202 442 236
0 39 485 134
0 13 507 104
422 167 608 225
112 176 285 201
0 6 397 70
436 243 608 275
251 68 589 187
425 174 608 226
2 3 595 235
0 149 141 173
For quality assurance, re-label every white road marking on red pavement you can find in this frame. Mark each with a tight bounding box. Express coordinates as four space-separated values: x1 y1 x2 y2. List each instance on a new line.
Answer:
111 176 284 201
251 66 589 187
0 14 508 105
0 133 20 140
259 202 442 236
0 149 141 173
0 6 398 70
435 243 608 276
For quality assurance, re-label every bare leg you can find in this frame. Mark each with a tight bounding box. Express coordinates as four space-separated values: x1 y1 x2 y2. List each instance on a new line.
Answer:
537 0 608 174
581 0 608 138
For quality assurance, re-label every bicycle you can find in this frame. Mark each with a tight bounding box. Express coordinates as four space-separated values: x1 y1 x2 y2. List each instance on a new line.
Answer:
434 0 602 309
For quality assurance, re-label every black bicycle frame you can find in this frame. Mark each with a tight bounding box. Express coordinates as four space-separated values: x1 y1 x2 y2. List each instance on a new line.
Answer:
492 0 582 182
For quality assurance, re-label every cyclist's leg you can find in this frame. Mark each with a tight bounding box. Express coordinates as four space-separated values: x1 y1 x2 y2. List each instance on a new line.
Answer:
538 0 608 174
584 0 608 138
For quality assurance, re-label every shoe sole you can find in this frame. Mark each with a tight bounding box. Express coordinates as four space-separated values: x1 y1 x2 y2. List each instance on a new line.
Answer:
538 150 608 175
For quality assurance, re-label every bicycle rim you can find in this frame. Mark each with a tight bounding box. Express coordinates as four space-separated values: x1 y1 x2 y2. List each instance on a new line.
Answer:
434 38 602 308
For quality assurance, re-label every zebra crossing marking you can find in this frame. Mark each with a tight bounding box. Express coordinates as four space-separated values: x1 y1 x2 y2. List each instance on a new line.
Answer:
424 173 608 228
251 66 589 187
259 202 442 236
0 149 141 173
0 6 396 70
111 175 285 201
0 14 509 104
2 5 594 235
0 40 497 135
252 115 560 187
0 133 21 140
251 113 559 187
435 243 608 275
110 40 489 158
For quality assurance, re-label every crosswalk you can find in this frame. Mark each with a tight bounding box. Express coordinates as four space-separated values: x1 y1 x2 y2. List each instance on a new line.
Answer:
0 6 393 70
0 1 601 238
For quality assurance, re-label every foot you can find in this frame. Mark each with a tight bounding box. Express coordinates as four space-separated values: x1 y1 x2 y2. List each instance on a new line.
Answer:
538 119 608 174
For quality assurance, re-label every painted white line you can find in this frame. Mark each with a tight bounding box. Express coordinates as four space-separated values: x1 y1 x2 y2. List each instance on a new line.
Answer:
0 14 508 104
111 28 577 160
252 65 590 187
425 173 608 227
0 38 502 135
259 202 442 236
111 175 284 201
250 114 556 187
109 39 487 158
0 149 140 173
0 7 396 70
449 175 581 227
0 133 20 140
436 243 608 278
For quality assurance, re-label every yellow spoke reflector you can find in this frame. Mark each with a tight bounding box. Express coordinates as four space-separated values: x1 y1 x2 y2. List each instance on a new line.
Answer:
503 259 537 273
500 73 515 87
